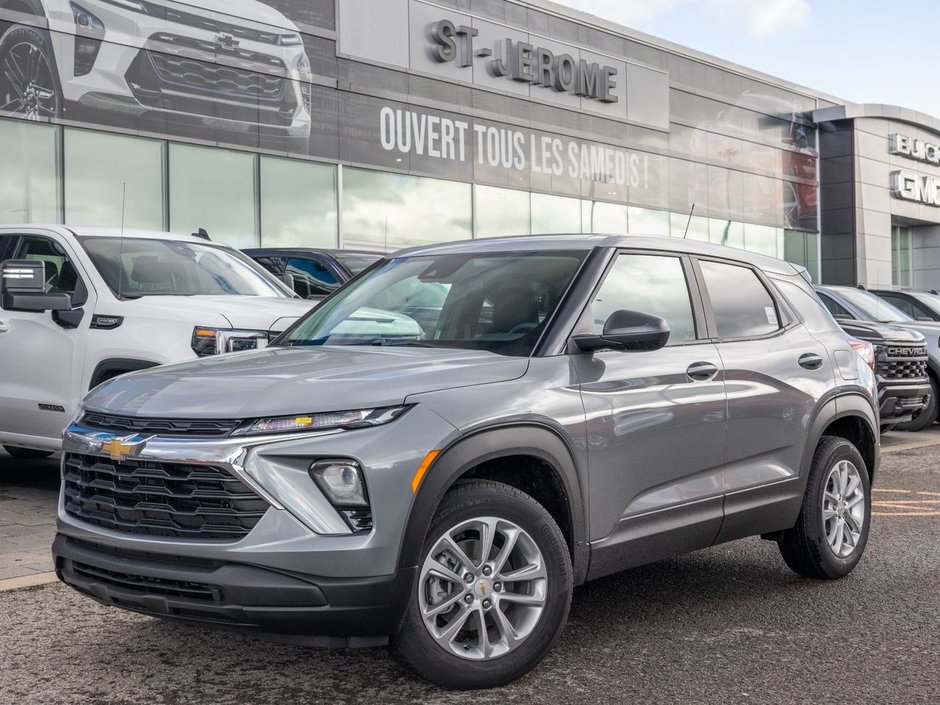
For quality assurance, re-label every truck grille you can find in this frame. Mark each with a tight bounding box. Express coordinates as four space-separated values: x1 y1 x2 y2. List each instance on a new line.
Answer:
80 412 238 438
876 343 929 381
63 454 268 540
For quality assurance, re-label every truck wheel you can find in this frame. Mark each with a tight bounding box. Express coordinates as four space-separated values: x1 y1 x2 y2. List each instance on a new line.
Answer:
0 25 63 120
395 480 572 689
895 377 938 432
778 437 870 579
3 445 53 460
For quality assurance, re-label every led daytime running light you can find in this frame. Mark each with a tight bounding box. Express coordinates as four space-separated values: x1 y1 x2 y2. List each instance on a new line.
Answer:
232 406 408 437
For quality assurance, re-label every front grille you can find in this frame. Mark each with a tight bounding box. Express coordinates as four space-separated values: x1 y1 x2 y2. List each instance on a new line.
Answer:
160 5 294 46
63 454 269 540
71 560 219 602
80 412 238 438
876 343 929 381
125 37 296 126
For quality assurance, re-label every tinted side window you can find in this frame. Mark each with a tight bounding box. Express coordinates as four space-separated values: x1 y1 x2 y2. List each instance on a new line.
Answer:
878 294 918 318
817 292 852 318
699 260 779 339
0 234 16 262
589 254 697 344
12 236 80 296
286 257 338 298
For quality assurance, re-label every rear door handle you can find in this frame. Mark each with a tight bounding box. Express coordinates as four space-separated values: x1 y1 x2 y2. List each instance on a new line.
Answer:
799 353 824 370
0 321 8 333
687 361 719 381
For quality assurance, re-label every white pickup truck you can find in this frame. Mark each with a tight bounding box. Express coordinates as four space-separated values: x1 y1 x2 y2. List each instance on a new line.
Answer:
0 225 314 457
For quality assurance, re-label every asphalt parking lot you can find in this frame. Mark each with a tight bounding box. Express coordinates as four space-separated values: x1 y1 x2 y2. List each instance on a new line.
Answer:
1 439 938 705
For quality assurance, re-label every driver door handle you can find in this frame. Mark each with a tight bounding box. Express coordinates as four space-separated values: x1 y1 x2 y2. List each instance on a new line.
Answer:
687 361 719 381
0 321 9 333
798 353 824 370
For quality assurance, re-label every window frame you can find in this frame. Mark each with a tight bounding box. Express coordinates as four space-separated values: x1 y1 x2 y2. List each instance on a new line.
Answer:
568 248 711 350
691 255 795 343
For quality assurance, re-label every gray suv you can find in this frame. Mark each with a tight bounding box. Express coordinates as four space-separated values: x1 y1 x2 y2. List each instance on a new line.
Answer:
53 236 879 689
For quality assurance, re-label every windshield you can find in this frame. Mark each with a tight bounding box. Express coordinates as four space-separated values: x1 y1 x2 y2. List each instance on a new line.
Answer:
911 292 940 314
336 254 381 275
280 251 587 356
81 238 292 298
836 288 913 323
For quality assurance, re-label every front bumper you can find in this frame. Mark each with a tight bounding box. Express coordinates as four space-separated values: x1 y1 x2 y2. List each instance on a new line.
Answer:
53 534 415 646
877 379 931 423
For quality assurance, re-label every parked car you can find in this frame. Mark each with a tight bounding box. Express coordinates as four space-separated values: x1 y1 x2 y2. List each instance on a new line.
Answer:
870 288 940 322
833 320 930 429
816 285 940 431
244 248 382 300
0 225 315 458
0 0 312 149
54 235 878 689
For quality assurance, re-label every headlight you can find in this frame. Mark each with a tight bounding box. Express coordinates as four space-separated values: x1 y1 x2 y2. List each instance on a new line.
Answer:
297 53 312 114
231 406 409 437
192 326 270 356
70 2 104 76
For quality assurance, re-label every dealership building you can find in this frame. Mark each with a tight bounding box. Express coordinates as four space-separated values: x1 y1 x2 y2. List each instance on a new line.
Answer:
1 0 939 287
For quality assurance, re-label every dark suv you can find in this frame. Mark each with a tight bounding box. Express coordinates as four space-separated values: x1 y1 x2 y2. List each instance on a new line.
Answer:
54 236 878 689
244 248 381 300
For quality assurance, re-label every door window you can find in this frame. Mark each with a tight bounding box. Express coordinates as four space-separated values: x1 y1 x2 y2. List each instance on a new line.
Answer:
286 257 339 298
588 254 697 344
817 292 852 319
11 236 81 296
699 260 781 339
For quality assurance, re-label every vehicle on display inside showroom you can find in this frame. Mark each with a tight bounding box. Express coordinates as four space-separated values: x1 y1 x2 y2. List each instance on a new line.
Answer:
0 224 314 458
244 247 382 300
816 285 940 432
0 0 312 150
54 235 878 689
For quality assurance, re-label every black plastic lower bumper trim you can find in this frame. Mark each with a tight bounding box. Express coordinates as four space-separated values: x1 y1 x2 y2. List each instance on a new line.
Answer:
53 534 414 647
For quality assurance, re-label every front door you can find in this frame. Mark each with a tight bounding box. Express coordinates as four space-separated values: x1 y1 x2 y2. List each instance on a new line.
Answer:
572 251 727 578
0 231 95 445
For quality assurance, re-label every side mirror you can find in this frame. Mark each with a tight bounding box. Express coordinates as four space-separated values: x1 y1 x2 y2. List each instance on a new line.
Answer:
0 260 71 312
573 310 670 353
276 272 295 290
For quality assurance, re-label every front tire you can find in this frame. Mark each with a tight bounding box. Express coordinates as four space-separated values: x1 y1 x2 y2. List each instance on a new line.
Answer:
0 25 63 120
3 445 53 460
778 436 871 579
395 480 572 689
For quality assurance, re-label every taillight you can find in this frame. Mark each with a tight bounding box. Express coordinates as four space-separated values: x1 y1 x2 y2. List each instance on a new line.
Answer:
848 338 875 371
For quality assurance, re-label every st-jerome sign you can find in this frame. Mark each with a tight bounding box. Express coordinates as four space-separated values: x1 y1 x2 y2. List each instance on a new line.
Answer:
429 19 619 103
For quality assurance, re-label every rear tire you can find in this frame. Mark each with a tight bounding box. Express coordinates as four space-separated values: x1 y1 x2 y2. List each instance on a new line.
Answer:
395 480 572 689
778 436 870 579
895 376 938 432
3 445 53 460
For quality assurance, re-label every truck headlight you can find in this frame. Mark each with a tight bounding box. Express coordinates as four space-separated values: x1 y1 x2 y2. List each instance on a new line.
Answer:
231 406 408 437
192 327 270 356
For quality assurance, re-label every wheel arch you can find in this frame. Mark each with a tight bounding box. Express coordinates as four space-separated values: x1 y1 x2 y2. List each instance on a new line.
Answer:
398 424 589 586
806 394 879 485
89 358 160 390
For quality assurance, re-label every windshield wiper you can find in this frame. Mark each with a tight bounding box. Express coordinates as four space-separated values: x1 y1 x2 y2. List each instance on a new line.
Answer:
371 338 438 347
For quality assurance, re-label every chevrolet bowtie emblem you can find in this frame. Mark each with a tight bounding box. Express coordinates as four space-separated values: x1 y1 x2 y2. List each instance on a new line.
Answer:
100 436 147 462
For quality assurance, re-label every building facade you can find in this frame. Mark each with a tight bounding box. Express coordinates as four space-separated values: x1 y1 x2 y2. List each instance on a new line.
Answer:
0 0 932 286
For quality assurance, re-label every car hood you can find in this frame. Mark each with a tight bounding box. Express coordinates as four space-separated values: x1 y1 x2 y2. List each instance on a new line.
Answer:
125 295 313 332
83 347 530 419
838 319 925 344
183 1 299 32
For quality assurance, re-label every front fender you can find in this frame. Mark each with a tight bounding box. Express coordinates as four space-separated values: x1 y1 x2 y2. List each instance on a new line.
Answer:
398 424 590 585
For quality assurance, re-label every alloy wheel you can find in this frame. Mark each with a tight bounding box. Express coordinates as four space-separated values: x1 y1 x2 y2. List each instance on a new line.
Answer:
822 459 866 558
418 516 548 660
0 40 59 119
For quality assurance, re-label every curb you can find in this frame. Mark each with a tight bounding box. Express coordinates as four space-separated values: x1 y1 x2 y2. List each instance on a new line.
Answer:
0 572 58 593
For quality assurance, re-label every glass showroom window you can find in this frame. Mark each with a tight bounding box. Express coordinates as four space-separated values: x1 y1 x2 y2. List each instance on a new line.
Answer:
260 156 337 248
583 201 627 234
628 207 670 236
892 225 912 288
475 185 530 238
531 193 581 234
169 144 258 248
709 219 744 249
0 118 59 223
64 128 165 230
670 212 709 241
343 168 471 251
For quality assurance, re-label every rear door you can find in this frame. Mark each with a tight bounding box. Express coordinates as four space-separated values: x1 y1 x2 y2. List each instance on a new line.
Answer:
573 251 727 578
694 259 834 541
